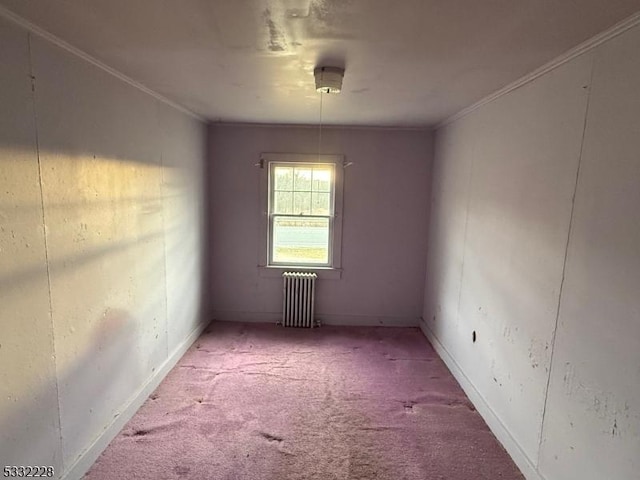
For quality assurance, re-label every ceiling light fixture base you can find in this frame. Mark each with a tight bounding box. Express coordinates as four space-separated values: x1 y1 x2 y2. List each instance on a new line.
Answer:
314 66 345 94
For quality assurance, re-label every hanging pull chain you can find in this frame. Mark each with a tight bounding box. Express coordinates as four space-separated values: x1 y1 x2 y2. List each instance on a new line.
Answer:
318 91 324 160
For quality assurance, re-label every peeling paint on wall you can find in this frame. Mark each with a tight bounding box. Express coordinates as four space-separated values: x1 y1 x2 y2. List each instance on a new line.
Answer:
562 362 636 437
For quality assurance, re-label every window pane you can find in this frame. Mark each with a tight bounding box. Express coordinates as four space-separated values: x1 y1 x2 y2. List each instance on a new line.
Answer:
311 192 331 215
273 191 293 214
293 191 311 215
294 168 312 191
274 166 293 190
272 216 329 264
312 167 332 192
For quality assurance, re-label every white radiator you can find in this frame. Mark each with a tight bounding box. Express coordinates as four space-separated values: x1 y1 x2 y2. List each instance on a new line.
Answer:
282 272 317 328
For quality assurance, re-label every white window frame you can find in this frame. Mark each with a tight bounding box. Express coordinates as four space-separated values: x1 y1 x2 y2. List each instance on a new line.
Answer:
259 153 344 279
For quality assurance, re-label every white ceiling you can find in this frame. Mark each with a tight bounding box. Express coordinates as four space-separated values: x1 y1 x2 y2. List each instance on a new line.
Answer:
2 0 639 127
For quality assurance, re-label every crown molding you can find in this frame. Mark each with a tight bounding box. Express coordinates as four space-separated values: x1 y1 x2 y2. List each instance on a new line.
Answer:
209 120 431 132
436 10 640 130
0 5 205 122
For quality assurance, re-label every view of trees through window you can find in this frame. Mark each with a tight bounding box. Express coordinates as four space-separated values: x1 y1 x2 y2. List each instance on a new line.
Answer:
270 164 334 265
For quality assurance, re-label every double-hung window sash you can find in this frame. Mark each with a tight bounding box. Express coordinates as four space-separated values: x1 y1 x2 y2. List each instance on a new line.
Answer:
268 162 335 267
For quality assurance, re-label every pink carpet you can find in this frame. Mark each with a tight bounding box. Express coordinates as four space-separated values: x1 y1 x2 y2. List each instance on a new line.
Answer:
85 322 524 479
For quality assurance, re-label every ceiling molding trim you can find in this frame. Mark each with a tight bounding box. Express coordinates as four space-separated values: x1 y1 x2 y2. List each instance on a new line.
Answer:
436 10 640 130
210 121 432 132
0 5 205 122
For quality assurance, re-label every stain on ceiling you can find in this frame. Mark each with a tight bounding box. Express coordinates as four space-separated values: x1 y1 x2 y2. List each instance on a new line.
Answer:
1 0 639 127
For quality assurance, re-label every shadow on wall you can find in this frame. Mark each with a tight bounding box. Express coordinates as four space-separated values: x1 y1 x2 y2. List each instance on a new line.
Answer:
0 220 171 295
0 306 140 469
0 139 209 473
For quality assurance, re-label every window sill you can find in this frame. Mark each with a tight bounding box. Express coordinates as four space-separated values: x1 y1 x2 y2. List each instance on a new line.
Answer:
258 265 342 280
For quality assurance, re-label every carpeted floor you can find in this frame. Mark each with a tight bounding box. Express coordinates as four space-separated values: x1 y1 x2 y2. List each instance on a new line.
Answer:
85 322 524 479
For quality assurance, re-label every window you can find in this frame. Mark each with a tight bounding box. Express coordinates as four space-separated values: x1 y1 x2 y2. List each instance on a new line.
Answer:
259 153 344 273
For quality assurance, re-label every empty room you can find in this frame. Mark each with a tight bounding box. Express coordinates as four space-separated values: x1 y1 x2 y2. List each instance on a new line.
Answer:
1 1 639 479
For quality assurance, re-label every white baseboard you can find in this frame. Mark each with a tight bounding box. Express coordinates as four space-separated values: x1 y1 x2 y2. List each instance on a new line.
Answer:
60 320 211 480
212 310 419 327
418 318 544 480
320 313 419 327
212 311 281 324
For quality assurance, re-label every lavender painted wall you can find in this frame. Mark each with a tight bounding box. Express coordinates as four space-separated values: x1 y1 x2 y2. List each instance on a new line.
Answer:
209 124 432 326
423 21 640 480
0 16 207 479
